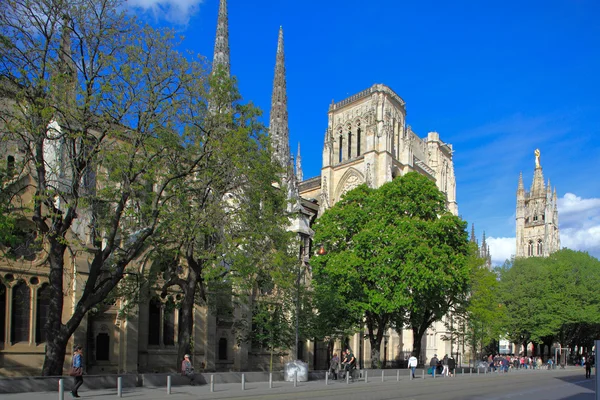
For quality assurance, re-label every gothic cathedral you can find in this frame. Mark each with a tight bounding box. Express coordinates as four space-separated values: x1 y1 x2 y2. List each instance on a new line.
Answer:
516 149 560 258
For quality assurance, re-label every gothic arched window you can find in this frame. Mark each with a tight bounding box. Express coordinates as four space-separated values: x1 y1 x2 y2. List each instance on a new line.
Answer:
0 283 5 342
163 308 175 346
527 241 534 257
11 281 30 343
537 240 543 256
148 298 161 346
357 127 361 156
36 284 51 343
347 127 352 159
338 136 343 163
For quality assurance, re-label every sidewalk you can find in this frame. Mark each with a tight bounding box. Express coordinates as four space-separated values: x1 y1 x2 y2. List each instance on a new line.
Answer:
0 366 573 400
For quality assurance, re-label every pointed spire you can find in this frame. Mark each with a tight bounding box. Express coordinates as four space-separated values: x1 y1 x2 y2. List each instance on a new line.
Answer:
296 142 303 182
56 15 76 109
482 231 487 248
269 26 290 169
517 172 524 193
212 0 230 77
470 223 476 243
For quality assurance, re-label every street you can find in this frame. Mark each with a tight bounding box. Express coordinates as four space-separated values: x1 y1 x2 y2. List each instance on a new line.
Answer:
0 368 594 400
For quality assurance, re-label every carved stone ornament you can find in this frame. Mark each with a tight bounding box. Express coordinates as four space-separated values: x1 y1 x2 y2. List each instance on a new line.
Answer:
366 163 373 188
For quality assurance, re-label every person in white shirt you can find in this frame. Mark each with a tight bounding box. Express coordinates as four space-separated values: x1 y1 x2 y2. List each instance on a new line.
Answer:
408 354 418 379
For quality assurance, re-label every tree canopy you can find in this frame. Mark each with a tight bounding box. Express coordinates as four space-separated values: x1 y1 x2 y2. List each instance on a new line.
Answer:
311 172 471 367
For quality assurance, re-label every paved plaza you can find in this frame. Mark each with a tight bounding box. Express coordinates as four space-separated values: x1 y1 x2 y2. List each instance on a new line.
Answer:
0 367 595 400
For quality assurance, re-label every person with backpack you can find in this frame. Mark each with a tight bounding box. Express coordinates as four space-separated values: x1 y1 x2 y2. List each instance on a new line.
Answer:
69 345 84 398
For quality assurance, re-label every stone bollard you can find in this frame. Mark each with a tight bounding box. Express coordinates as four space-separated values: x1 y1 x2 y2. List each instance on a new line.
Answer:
422 369 425 380
242 373 246 390
211 374 215 392
325 371 328 386
364 370 368 383
462 368 464 375
167 375 172 395
398 370 400 381
346 370 350 384
269 372 273 389
58 378 64 400
381 370 385 382
117 376 123 398
294 371 298 388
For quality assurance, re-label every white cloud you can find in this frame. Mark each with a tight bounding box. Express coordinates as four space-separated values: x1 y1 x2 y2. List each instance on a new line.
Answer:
127 0 204 25
558 193 600 257
486 193 600 266
487 237 516 266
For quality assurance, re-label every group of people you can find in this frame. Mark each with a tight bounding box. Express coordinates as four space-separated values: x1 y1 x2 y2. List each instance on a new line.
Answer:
329 348 357 381
428 354 456 377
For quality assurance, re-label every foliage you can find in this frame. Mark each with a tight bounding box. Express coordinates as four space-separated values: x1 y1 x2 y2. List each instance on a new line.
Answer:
311 172 471 367
0 0 213 375
497 249 600 352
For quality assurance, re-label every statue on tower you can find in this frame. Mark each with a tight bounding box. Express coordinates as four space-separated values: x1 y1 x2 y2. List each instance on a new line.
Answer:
534 148 541 168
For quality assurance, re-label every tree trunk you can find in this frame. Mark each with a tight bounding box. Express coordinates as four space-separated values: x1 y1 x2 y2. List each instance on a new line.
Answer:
43 331 70 376
176 268 199 369
42 240 68 376
365 312 386 369
411 323 429 365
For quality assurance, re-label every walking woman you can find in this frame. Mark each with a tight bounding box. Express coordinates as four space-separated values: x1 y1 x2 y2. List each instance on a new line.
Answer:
70 345 84 398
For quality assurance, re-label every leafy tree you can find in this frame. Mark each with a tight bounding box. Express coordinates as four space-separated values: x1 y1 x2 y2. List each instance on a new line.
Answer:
0 0 211 375
312 172 471 367
153 68 295 367
498 249 600 357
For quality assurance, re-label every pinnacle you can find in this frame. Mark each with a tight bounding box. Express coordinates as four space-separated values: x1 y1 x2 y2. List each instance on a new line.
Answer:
212 0 230 77
269 26 290 168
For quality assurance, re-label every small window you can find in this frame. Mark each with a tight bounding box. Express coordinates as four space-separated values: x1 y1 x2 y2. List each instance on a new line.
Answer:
537 240 543 256
339 136 343 163
357 127 361 156
527 241 534 257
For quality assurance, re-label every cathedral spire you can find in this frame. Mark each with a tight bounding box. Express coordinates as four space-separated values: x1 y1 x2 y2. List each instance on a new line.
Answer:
517 172 524 194
296 142 303 182
470 223 476 243
269 26 290 169
56 15 76 109
212 0 230 77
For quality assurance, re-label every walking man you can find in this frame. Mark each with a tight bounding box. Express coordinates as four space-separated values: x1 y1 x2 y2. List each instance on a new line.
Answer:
408 353 418 379
585 357 592 379
448 355 456 377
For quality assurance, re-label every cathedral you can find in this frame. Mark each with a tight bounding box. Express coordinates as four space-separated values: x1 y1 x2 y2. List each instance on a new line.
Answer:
515 149 560 258
0 0 467 375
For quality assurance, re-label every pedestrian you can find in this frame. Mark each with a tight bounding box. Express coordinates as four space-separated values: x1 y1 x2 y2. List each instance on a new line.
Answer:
585 357 592 379
69 345 84 398
181 354 195 385
448 355 456 377
442 354 449 377
408 353 418 379
429 354 439 376
330 352 340 380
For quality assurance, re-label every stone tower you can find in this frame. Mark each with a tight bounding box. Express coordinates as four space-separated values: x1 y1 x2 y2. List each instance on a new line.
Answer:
516 149 560 257
301 84 457 216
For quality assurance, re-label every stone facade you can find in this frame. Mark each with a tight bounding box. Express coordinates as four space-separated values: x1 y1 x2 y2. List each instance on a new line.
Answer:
516 149 560 258
299 84 463 369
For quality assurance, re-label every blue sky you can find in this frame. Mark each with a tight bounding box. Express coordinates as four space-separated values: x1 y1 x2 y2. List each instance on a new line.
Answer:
129 0 600 263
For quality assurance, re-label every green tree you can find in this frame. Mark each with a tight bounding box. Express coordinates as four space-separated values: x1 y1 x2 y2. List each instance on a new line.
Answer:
154 68 295 367
312 172 471 367
0 0 211 375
